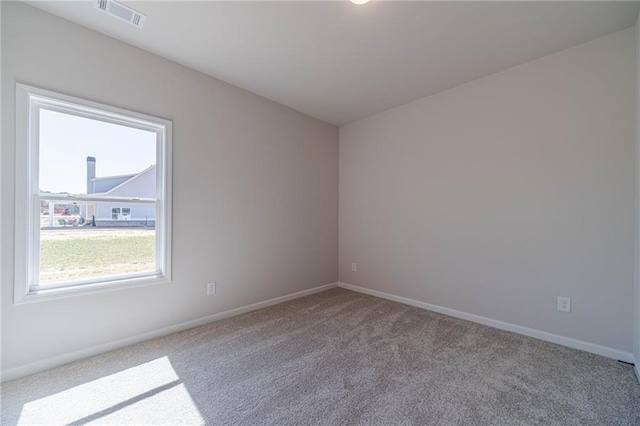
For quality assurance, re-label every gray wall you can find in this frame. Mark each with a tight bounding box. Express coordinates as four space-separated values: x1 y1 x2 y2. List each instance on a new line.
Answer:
635 16 640 368
1 3 338 374
339 28 636 352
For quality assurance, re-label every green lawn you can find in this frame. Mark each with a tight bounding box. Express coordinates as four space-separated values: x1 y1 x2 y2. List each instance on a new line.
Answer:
40 229 155 283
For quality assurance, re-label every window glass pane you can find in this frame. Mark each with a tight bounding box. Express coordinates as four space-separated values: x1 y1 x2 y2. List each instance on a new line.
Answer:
39 200 157 284
37 109 159 284
38 109 157 197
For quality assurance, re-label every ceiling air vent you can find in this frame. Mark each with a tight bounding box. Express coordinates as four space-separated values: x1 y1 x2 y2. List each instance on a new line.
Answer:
94 0 146 28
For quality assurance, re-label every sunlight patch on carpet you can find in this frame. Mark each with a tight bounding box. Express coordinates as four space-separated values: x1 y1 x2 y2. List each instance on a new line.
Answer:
17 357 205 425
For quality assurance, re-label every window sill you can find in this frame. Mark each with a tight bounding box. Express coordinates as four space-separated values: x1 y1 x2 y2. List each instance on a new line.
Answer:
16 274 171 304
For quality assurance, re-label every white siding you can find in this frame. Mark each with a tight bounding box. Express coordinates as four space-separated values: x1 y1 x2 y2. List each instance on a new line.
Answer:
107 166 156 198
96 203 155 221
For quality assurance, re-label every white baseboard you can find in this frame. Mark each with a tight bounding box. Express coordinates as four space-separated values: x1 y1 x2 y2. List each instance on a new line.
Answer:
338 282 634 363
4 281 633 382
1 282 339 382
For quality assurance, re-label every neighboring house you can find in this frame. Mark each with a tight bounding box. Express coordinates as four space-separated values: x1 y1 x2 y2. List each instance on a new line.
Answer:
83 156 156 227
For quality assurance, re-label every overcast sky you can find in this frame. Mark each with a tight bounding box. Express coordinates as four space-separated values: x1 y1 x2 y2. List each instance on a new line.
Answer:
39 109 156 194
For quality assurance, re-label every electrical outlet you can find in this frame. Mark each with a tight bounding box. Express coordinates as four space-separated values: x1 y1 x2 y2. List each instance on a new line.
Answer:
207 282 216 295
557 296 571 313
352 263 357 272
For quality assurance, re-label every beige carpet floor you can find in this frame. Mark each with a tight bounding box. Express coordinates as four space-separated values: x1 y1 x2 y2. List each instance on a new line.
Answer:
2 288 639 425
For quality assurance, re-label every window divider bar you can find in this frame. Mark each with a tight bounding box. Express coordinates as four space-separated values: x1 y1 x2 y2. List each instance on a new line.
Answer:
37 193 158 204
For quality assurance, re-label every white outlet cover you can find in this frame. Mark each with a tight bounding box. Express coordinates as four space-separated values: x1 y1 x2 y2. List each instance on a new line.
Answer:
207 282 216 295
557 296 571 313
352 263 357 272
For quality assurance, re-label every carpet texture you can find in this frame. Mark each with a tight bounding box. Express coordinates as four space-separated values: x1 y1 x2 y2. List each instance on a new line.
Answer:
2 288 639 425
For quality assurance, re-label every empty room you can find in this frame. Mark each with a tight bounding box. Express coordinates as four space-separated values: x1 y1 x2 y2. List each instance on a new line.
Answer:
1 0 640 424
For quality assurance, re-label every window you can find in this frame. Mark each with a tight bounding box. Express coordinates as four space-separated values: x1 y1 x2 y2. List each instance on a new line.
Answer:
111 207 132 220
15 84 172 303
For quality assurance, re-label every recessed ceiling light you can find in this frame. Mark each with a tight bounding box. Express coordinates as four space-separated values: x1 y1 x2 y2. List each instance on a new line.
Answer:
349 0 370 5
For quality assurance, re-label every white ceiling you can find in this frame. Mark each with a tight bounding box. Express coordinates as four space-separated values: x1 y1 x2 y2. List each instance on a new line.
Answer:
26 1 640 126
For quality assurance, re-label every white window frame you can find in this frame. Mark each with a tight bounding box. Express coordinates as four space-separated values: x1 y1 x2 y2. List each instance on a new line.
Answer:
14 84 173 303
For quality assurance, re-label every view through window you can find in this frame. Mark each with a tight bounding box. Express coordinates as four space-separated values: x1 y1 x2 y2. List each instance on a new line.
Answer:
38 109 158 285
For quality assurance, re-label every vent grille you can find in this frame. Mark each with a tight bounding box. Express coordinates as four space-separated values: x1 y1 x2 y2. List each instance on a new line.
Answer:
94 0 146 28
